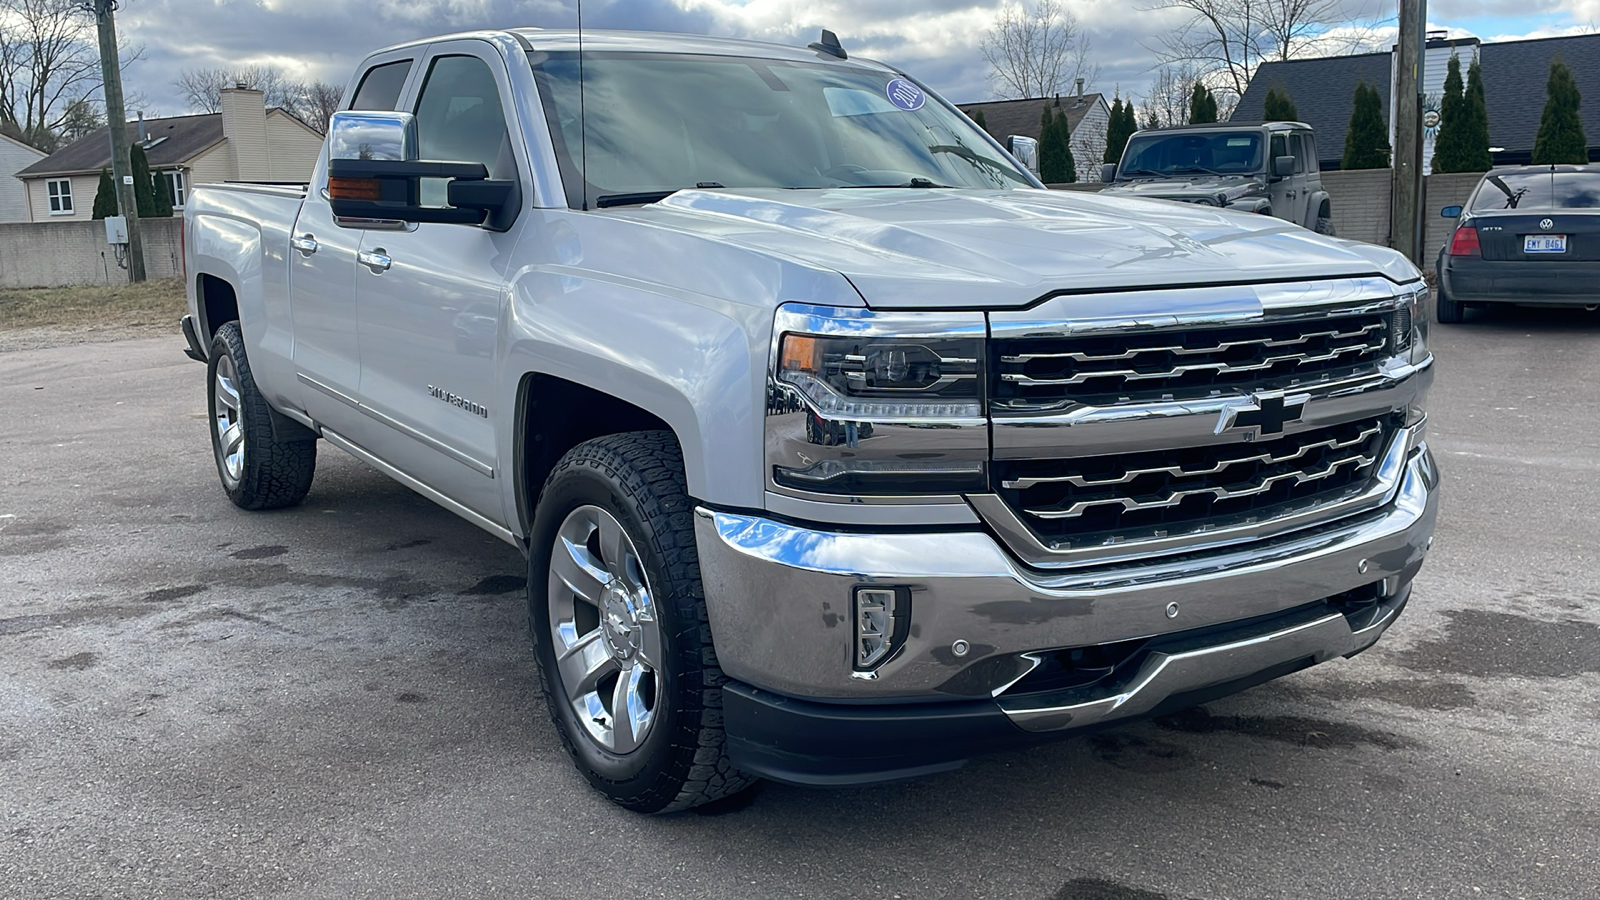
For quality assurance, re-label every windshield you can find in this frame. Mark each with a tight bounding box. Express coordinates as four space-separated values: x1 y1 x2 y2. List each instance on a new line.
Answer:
1470 170 1600 211
1118 131 1264 178
528 51 1034 208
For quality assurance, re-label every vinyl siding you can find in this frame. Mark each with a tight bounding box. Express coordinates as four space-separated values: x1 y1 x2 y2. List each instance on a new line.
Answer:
187 143 233 188
1070 100 1111 182
2 135 48 223
25 173 100 222
265 110 324 183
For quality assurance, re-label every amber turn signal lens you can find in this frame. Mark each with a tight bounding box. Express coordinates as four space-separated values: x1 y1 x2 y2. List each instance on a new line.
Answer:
780 334 819 374
327 177 382 201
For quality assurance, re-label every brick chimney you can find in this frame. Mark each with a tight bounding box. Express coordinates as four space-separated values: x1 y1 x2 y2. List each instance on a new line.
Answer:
219 86 270 182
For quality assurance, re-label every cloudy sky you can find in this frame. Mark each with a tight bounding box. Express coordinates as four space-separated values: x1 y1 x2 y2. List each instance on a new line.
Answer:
115 0 1593 116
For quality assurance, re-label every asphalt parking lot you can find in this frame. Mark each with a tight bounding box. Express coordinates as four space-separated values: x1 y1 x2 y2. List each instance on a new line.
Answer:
2 306 1599 900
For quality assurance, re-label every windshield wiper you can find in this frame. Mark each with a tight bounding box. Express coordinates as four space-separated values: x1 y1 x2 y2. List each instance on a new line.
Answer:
593 183 725 209
1120 168 1165 178
927 144 1032 184
1172 165 1224 177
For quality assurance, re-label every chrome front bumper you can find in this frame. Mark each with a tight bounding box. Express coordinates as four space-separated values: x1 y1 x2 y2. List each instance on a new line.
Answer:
695 438 1438 715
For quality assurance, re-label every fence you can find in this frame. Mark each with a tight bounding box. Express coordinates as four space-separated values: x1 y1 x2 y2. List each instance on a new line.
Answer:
0 217 183 289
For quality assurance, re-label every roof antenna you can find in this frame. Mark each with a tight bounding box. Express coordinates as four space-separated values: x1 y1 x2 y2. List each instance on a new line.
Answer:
808 29 847 60
576 0 589 210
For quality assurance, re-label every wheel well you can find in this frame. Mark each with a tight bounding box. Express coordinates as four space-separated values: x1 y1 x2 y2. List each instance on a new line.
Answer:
197 273 238 339
1318 197 1332 218
516 374 676 537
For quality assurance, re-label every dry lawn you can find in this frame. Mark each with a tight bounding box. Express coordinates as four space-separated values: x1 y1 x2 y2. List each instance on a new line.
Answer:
0 277 186 351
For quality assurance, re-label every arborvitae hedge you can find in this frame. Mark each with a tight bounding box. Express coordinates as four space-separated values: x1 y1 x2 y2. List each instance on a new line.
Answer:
1342 82 1391 170
1532 57 1589 165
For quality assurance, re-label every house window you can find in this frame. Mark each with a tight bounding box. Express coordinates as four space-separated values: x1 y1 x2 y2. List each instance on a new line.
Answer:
46 179 74 215
164 170 186 208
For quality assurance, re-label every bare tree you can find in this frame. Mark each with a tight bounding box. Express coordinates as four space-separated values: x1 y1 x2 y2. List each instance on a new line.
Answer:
1147 0 1377 99
299 80 343 133
1138 63 1201 129
0 0 102 151
980 0 1099 100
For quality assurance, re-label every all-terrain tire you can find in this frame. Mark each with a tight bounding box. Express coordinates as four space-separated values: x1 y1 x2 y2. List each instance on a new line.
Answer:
207 321 317 509
1435 286 1466 324
1314 215 1336 236
528 431 757 813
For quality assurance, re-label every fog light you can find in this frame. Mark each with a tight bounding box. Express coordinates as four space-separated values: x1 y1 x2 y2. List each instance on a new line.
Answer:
854 586 910 671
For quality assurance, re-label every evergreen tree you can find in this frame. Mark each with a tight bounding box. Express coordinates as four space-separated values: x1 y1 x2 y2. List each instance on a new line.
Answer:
971 108 988 135
1342 82 1391 170
152 168 175 217
1431 54 1470 172
130 144 158 218
1039 105 1076 183
1532 57 1588 165
1104 95 1125 163
1263 86 1298 121
91 169 119 219
1123 100 1138 142
1189 83 1218 124
1462 58 1493 171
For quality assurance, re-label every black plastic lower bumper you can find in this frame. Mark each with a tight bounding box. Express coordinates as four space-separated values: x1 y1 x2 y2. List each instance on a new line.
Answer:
1440 258 1600 306
723 683 1035 786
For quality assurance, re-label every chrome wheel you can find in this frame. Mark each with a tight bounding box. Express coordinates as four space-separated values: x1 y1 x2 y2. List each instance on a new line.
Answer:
548 505 663 755
213 353 245 488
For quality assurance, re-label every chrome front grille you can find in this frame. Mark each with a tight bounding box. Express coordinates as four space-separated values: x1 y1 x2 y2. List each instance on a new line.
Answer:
993 418 1392 546
993 313 1395 407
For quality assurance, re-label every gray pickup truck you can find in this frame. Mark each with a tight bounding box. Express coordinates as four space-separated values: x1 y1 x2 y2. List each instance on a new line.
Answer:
181 28 1439 813
1101 120 1336 234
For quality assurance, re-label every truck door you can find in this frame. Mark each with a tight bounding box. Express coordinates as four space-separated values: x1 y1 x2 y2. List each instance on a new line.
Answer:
1268 133 1292 219
289 55 416 440
1288 133 1313 227
352 43 528 523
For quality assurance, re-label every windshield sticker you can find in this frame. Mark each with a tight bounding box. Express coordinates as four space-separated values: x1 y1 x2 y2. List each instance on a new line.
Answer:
886 78 926 111
1226 137 1252 146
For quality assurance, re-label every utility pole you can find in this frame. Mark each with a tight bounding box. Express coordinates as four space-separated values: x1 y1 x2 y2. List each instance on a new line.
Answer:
93 0 145 282
1390 0 1425 265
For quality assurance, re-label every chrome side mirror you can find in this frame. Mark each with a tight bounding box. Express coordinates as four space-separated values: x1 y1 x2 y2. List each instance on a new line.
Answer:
327 111 418 163
1006 135 1040 175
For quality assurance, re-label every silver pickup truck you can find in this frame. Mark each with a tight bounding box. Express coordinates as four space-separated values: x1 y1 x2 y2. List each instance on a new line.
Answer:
181 28 1439 813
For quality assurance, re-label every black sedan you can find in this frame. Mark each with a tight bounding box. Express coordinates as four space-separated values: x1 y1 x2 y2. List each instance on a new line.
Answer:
1435 164 1600 323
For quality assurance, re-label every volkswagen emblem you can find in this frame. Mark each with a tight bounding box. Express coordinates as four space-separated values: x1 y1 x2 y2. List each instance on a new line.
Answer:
1540 218 1555 230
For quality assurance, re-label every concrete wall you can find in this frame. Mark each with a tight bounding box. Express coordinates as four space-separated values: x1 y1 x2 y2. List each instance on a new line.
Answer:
1424 172 1483 260
1320 169 1393 246
0 217 183 288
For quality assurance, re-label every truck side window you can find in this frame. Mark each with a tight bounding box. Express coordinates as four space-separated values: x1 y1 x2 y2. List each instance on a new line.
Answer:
1270 135 1287 172
1303 134 1320 173
414 55 515 207
350 60 412 111
1290 135 1308 174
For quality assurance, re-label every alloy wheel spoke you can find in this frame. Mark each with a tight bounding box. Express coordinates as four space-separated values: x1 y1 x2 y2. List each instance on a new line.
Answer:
610 666 651 754
222 422 244 456
551 535 609 603
216 374 241 410
633 590 663 669
558 629 618 704
596 513 630 581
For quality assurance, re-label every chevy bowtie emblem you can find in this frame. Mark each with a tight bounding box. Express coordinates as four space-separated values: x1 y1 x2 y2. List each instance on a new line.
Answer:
1540 218 1555 230
1217 391 1308 438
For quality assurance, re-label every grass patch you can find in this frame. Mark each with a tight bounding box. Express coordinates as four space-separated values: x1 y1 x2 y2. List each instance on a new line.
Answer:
0 277 186 332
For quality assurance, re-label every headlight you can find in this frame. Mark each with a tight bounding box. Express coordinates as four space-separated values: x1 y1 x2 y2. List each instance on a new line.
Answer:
1394 283 1430 365
777 333 983 419
767 308 989 499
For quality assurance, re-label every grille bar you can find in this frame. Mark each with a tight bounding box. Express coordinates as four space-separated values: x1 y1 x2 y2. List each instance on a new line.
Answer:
1021 449 1378 520
993 418 1392 544
1002 424 1382 490
992 312 1395 405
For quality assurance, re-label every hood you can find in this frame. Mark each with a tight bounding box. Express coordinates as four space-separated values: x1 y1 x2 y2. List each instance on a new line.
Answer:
1101 174 1265 202
615 187 1417 309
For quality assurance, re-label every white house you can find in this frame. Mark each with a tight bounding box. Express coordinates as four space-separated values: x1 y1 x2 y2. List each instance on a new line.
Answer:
1 131 48 223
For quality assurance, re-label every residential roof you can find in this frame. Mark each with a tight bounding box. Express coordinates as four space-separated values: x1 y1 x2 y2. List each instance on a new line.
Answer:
1235 32 1600 166
1477 34 1600 158
15 112 225 178
1233 51 1392 165
957 93 1107 141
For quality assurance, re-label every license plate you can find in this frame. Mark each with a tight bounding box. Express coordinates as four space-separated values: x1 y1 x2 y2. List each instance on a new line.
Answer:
1525 235 1567 254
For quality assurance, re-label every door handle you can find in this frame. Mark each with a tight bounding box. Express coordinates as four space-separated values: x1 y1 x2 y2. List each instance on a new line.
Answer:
291 234 319 256
358 249 392 273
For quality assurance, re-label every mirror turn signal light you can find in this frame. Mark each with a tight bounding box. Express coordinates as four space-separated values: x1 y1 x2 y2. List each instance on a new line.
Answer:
328 176 383 201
